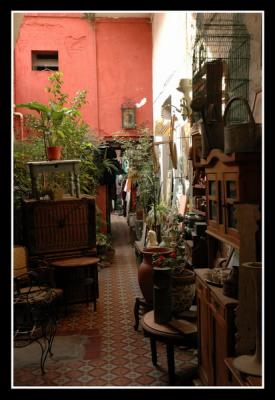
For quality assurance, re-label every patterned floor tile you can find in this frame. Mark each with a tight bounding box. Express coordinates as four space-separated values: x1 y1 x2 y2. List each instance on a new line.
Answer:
13 214 198 387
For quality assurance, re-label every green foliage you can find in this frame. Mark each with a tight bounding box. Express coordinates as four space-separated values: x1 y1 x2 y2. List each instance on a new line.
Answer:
16 72 86 148
145 201 170 229
14 71 118 202
114 125 159 214
13 136 45 208
152 251 187 276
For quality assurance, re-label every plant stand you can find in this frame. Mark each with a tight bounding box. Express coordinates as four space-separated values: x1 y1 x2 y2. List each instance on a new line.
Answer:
28 160 81 200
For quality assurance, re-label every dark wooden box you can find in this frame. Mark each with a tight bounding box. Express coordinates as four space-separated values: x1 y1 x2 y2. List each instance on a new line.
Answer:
22 196 96 261
22 196 97 305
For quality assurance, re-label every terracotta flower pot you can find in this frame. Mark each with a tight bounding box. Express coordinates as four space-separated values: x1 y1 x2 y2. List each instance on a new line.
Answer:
47 146 62 161
138 247 172 304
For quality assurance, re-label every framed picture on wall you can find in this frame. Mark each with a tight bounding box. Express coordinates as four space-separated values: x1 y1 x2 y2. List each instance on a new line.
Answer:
122 107 136 129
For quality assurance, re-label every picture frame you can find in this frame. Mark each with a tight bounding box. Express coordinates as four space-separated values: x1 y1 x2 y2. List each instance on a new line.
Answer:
122 107 136 129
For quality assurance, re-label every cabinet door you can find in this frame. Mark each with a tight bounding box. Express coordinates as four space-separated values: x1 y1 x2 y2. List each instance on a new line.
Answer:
223 172 239 241
196 281 213 385
210 302 229 386
206 173 223 236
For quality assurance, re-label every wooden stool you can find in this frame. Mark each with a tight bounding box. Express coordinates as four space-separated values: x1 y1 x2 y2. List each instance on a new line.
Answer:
141 310 197 385
51 257 100 312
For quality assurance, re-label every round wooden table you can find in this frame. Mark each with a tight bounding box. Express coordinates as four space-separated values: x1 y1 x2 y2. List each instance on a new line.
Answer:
51 256 100 311
141 310 197 385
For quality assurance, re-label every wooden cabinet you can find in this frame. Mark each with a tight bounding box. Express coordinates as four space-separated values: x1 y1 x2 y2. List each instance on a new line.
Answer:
195 269 239 386
203 149 261 248
22 196 97 305
22 196 97 262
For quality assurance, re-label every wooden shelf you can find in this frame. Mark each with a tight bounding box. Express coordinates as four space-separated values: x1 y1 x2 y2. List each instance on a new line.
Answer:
206 229 239 249
200 148 261 167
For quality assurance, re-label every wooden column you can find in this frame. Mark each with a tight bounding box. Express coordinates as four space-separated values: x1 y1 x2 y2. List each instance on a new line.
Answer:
234 203 261 355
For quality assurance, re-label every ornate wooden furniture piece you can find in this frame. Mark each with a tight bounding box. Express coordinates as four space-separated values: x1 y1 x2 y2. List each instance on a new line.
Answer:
202 149 261 355
202 149 261 249
22 196 98 308
195 268 239 386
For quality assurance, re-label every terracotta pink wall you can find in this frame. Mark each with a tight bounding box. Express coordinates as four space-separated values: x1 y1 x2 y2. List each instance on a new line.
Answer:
14 14 152 138
95 18 153 136
14 14 98 136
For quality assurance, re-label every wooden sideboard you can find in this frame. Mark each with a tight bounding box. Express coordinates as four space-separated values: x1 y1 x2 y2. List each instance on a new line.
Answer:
195 268 239 386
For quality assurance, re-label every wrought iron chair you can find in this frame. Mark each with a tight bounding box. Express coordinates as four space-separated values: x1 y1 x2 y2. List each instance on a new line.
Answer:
13 268 62 374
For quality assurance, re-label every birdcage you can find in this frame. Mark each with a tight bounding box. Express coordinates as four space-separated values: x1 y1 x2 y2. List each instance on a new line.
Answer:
192 13 250 123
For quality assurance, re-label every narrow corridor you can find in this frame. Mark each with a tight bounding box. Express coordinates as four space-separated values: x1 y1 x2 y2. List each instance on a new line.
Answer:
13 214 197 387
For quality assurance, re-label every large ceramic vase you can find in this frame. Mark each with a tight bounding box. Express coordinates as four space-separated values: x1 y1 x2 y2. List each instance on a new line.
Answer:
138 247 172 304
171 269 196 316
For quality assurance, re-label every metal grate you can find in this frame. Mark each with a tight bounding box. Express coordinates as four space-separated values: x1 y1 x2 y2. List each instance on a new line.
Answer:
193 13 250 123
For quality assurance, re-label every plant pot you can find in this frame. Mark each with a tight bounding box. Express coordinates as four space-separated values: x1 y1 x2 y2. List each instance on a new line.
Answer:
171 269 196 316
48 187 64 201
47 146 62 161
138 247 172 304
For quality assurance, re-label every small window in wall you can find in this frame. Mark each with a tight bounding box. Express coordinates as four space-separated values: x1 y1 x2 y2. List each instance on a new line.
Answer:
32 51 59 71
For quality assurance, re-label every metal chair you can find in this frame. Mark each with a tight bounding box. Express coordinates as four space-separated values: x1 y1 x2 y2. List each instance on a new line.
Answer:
13 268 62 374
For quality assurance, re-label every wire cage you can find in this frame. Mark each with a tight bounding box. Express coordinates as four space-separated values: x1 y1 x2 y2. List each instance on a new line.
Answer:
192 13 250 123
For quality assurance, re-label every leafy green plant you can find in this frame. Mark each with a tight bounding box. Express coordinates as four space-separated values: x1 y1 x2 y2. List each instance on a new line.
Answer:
114 125 158 215
13 136 45 208
145 201 170 230
16 72 82 149
14 71 118 196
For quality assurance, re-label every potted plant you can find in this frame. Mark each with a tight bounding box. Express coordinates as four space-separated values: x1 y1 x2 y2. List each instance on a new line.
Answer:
45 181 65 201
16 72 82 160
41 171 69 200
152 250 196 317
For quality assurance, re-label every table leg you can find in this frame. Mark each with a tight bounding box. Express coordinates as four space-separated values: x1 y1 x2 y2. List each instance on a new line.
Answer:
166 343 176 385
150 338 157 365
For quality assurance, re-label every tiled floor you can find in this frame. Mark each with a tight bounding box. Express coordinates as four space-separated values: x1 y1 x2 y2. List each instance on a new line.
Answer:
13 213 198 387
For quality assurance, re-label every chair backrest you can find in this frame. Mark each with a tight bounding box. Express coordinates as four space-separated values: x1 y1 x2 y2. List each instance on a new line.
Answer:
14 246 28 277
